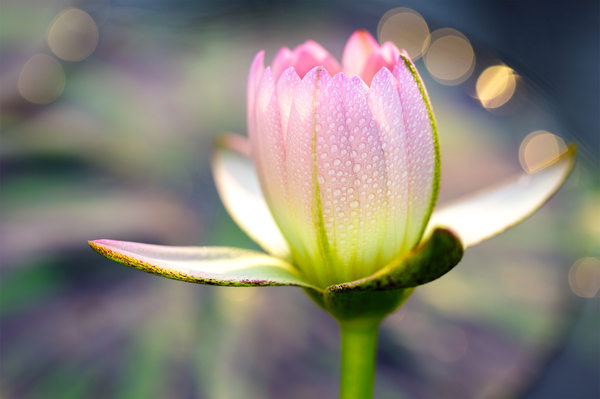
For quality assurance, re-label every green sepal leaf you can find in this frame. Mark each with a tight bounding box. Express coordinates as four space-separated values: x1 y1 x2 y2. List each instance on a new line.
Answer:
304 228 463 322
89 239 318 289
307 288 414 323
328 228 464 292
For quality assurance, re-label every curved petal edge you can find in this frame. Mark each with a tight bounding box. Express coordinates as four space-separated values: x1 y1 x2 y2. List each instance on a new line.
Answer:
89 239 317 289
425 144 577 248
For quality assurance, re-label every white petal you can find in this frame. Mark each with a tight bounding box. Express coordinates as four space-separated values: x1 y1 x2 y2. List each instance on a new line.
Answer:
211 135 291 260
89 239 313 288
425 146 576 248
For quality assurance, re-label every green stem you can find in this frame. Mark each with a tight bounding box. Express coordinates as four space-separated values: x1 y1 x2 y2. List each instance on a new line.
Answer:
339 319 381 399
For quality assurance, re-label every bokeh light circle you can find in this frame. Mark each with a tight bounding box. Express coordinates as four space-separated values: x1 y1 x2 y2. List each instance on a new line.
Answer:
18 54 66 104
424 29 475 85
377 8 430 60
476 65 518 109
569 257 600 298
519 131 567 174
47 7 99 62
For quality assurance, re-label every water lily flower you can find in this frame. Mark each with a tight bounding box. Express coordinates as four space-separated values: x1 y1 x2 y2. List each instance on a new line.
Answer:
89 30 576 399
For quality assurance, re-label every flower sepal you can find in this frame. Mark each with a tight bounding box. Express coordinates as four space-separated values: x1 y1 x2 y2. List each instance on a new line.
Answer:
303 227 464 322
304 287 413 324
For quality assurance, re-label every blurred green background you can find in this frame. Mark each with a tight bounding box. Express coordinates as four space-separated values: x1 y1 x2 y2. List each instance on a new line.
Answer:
1 1 598 398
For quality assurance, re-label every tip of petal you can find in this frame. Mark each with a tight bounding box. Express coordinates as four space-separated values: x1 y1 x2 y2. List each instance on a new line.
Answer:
298 40 329 58
380 42 401 65
370 66 395 86
280 66 302 82
342 29 381 77
251 50 265 71
88 239 118 257
302 65 332 80
348 29 380 48
271 47 293 80
89 239 128 250
289 41 341 79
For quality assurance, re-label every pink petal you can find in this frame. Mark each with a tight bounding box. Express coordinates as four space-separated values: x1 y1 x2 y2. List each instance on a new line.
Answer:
310 72 362 283
286 68 403 285
277 67 301 143
394 53 437 249
368 68 411 259
360 43 401 86
360 50 385 86
253 67 310 274
380 42 401 67
300 40 341 72
271 46 294 81
284 67 331 286
279 63 437 286
336 73 388 279
253 67 293 235
247 51 265 147
292 40 341 79
342 29 380 80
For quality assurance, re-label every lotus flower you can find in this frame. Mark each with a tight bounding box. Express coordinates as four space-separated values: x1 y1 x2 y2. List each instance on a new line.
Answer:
89 28 575 312
247 30 439 290
89 29 576 398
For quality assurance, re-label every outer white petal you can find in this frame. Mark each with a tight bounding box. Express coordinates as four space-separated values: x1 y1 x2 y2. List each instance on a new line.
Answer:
425 146 576 248
212 135 291 260
89 239 315 288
